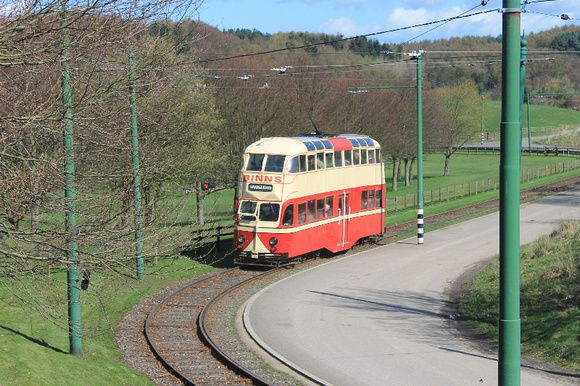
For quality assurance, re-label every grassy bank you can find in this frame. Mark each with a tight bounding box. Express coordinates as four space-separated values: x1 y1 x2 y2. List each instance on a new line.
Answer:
459 221 580 374
0 258 219 385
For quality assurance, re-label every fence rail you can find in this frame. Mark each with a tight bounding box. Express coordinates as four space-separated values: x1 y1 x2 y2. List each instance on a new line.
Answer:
386 158 580 215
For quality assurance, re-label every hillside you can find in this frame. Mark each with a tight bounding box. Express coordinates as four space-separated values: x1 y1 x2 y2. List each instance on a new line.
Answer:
184 22 580 109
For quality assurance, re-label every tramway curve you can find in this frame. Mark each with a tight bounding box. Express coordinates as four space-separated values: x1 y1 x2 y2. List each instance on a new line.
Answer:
144 268 277 386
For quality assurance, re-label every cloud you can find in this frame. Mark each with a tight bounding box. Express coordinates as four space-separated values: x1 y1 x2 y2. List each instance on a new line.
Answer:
319 17 369 37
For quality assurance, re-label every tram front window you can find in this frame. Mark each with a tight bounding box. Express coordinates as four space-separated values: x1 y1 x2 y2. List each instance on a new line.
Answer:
240 201 257 221
259 203 280 222
264 155 286 172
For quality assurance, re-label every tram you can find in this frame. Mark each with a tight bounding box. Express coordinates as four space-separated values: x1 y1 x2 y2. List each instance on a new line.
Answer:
233 133 386 266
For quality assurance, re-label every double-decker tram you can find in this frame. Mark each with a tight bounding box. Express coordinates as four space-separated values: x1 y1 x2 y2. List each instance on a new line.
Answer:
233 133 386 266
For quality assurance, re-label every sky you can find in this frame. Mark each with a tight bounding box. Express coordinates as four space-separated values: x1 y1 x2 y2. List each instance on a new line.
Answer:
194 0 579 44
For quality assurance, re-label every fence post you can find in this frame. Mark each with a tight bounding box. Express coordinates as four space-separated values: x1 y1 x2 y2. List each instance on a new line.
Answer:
216 225 221 252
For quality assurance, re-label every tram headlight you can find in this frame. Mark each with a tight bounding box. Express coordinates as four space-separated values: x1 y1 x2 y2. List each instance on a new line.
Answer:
237 235 246 245
269 237 278 246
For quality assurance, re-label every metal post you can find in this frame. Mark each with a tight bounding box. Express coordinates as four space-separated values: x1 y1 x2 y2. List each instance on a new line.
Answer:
499 1 521 384
62 0 82 357
520 33 528 151
415 52 424 244
526 92 531 153
481 92 485 144
129 51 145 280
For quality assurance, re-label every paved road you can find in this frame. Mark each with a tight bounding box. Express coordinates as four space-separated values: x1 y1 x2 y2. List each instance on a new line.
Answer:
244 188 580 385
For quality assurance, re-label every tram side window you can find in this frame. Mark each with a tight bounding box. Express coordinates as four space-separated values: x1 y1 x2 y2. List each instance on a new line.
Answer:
287 156 299 173
369 190 375 208
376 189 383 207
353 149 360 165
325 153 333 168
326 196 333 217
361 191 368 210
298 203 306 224
334 151 342 167
368 150 375 164
282 205 294 226
317 153 325 169
361 149 367 164
316 198 325 219
299 155 307 172
344 150 352 165
247 154 264 171
307 200 315 221
264 155 286 172
259 203 280 222
308 155 316 171
376 149 381 163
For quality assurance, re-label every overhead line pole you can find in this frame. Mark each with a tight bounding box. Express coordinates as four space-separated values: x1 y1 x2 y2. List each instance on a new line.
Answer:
62 0 82 357
499 1 521 384
129 51 145 281
412 51 424 245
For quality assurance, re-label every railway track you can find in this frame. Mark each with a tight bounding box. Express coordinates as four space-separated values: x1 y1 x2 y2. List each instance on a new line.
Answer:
145 267 278 385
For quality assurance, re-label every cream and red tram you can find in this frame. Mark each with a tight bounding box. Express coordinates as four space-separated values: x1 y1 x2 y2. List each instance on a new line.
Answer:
233 133 386 266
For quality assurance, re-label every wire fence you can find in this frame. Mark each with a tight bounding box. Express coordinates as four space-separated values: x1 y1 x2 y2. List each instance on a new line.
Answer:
386 158 580 215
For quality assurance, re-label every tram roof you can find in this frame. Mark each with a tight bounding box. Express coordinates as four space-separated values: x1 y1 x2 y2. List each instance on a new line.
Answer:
245 134 380 155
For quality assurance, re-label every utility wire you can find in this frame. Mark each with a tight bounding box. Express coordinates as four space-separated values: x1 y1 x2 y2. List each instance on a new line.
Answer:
198 8 500 64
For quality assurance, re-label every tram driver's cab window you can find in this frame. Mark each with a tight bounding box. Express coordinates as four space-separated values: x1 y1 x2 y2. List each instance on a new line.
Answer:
259 203 280 222
240 201 257 221
246 154 264 171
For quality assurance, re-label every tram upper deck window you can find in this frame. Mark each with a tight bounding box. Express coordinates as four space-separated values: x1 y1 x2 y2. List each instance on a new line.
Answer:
353 149 360 165
308 155 316 171
247 154 264 171
287 156 299 173
334 151 342 167
325 153 333 168
240 201 257 221
317 153 325 169
264 155 286 172
361 149 367 164
344 150 352 165
299 155 307 172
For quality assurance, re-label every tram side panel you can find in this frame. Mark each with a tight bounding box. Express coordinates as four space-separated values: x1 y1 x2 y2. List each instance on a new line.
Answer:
235 164 385 261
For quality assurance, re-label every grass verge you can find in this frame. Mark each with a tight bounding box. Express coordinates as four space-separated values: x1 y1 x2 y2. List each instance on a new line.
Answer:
459 221 580 374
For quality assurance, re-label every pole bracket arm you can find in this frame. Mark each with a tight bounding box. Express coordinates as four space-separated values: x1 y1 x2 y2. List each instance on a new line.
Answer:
499 8 524 13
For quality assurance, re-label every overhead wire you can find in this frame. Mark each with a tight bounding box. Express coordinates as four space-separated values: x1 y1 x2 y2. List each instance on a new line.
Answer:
197 7 501 64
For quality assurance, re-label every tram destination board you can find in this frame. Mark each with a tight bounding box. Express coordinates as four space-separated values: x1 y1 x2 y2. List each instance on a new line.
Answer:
249 183 273 192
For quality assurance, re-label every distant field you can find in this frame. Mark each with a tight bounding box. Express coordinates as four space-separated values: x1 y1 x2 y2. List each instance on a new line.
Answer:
484 100 580 134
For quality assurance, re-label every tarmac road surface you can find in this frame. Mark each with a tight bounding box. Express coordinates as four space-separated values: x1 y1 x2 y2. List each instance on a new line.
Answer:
244 188 580 386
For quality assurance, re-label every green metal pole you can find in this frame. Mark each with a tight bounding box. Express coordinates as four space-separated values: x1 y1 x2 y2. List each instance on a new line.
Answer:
62 0 82 357
526 92 531 153
520 34 528 152
415 52 424 244
499 1 521 384
129 51 145 280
